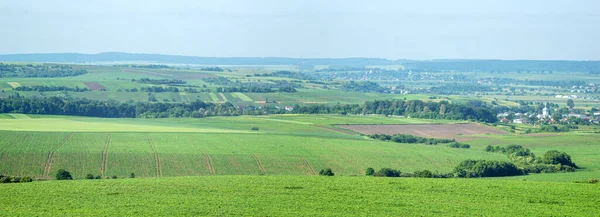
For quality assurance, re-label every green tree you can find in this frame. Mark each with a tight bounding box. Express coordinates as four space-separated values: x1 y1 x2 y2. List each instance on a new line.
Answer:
319 168 334 176
542 150 578 168
85 174 95 179
567 99 575 108
56 169 73 180
129 173 135 178
365 167 375 176
375 168 401 177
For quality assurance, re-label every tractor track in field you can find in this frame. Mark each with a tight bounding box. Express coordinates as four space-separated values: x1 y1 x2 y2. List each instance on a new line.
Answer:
251 154 267 175
100 133 111 177
43 133 73 178
147 135 162 178
204 153 215 176
302 158 318 175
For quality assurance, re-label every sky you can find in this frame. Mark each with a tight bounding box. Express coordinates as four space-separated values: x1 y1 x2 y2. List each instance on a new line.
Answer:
0 0 599 60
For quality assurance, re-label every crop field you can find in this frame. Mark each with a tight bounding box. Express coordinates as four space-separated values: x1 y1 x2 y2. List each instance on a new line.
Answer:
1 176 599 216
6 81 21 88
0 115 598 183
83 82 106 90
0 115 515 179
232 92 253 101
337 123 507 141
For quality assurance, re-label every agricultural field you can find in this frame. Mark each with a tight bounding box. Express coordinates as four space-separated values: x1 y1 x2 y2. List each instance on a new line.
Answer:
1 60 599 216
0 115 513 179
1 176 599 216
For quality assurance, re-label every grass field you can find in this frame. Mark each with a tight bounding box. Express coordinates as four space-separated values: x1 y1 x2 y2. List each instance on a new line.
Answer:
1 176 598 216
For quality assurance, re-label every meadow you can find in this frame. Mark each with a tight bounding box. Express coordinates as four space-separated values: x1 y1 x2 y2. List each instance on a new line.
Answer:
1 176 598 216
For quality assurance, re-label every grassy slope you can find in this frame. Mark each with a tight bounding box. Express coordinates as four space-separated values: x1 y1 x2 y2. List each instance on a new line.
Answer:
1 176 599 216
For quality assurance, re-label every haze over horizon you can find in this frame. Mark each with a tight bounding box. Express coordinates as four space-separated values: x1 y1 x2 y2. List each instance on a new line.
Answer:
1 0 599 60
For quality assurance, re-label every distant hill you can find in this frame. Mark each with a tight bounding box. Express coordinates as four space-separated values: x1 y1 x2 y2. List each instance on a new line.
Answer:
0 52 402 67
0 52 598 72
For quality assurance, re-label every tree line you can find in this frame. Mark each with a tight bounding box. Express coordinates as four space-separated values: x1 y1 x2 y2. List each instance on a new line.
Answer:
0 63 87 78
292 99 498 123
1 96 497 123
14 85 91 92
0 95 242 118
132 78 186 85
369 134 455 145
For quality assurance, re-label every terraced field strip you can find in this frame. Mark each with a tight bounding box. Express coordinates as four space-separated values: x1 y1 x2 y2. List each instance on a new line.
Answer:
209 93 220 102
43 133 73 178
204 153 215 176
302 158 318 175
147 135 162 177
232 92 253 101
100 133 111 176
6 82 21 88
251 154 267 175
218 93 228 102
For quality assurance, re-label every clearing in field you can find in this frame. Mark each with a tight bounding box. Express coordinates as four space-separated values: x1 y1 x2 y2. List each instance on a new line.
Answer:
6 82 21 88
337 123 506 141
232 92 253 101
83 82 106 90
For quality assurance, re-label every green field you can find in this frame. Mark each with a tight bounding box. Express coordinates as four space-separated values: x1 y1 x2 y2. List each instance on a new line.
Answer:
1 176 598 216
0 115 598 183
0 115 510 179
1 62 600 215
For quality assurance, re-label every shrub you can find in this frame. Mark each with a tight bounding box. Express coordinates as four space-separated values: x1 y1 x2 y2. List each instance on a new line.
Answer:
85 174 95 179
485 145 494 152
448 142 471 149
589 178 598 184
453 160 524 178
56 169 73 180
111 175 118 179
319 168 334 176
251 127 259 131
365 167 375 176
375 168 401 177
10 177 21 183
542 150 578 168
95 175 102 179
129 173 135 178
413 170 433 178
0 176 11 183
20 176 32 183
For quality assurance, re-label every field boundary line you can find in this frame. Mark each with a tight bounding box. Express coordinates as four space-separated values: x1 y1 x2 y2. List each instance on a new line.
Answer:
100 133 111 177
204 153 215 176
43 133 73 178
302 158 318 175
147 135 162 177
251 154 267 175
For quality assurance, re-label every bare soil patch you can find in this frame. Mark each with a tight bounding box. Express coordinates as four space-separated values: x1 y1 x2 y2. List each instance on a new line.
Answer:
337 123 506 141
84 82 106 90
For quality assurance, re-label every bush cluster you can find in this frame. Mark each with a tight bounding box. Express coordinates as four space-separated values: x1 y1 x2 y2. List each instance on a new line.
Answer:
453 160 524 178
319 168 334 176
0 174 33 183
447 142 470 149
369 134 455 145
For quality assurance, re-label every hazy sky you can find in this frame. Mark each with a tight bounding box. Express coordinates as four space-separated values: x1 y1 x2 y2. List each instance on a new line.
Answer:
1 0 599 60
